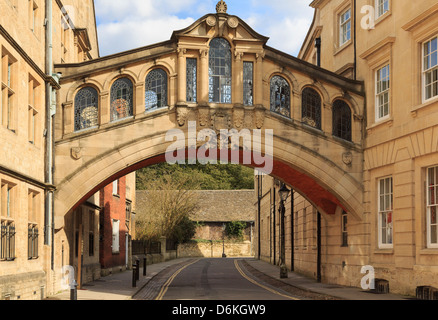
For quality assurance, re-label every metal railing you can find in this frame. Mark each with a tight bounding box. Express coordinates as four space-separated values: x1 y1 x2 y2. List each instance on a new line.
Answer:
132 240 161 255
1 222 16 261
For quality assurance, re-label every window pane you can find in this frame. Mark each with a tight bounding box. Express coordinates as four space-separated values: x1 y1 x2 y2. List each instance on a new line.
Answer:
431 225 437 244
270 76 290 117
110 78 133 121
209 38 232 103
186 58 197 102
302 88 322 129
145 69 167 111
74 87 99 131
243 62 253 106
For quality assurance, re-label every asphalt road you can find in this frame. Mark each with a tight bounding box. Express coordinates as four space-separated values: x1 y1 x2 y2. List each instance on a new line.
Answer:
152 258 300 301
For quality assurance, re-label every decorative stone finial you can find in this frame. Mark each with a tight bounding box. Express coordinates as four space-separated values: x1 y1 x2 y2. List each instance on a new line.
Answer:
216 0 227 14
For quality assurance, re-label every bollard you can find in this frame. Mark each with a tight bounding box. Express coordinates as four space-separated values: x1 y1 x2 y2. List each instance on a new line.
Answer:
136 260 140 281
132 264 137 288
143 257 147 276
70 280 78 300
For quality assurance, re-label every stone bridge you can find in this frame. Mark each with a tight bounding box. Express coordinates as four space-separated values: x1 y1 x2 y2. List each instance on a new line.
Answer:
53 10 365 229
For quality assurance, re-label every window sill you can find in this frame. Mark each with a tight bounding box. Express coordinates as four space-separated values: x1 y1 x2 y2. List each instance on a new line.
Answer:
419 248 438 255
334 40 352 56
374 248 394 254
411 97 438 117
366 116 393 133
372 11 392 29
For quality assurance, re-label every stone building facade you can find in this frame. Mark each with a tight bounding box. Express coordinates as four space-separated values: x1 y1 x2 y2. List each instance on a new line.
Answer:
256 0 438 297
0 0 136 299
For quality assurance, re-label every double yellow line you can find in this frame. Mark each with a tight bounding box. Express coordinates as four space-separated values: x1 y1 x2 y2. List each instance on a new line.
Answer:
234 260 300 300
155 259 200 300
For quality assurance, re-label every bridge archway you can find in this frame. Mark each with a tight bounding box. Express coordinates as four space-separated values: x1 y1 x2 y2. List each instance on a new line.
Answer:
53 10 365 231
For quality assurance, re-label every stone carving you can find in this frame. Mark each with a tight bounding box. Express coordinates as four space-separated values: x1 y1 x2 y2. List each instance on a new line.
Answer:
233 108 244 129
216 0 227 14
71 147 82 160
255 108 265 129
176 107 189 126
198 108 210 127
206 15 217 27
343 152 353 166
227 16 239 28
211 111 231 131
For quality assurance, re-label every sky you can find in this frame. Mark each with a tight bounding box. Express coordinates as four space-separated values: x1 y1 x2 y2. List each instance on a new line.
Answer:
94 0 315 58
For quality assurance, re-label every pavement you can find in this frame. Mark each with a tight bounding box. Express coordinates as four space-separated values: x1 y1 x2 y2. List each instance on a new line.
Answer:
46 257 412 301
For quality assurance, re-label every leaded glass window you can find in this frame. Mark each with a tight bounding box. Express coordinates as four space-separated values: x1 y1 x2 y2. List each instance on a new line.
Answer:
186 58 197 102
302 87 322 129
110 78 133 122
270 76 290 117
332 100 352 141
243 61 253 106
209 38 232 104
145 69 168 111
74 87 99 131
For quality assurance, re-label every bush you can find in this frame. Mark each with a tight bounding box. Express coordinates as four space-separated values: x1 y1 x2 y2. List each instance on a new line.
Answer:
225 221 247 240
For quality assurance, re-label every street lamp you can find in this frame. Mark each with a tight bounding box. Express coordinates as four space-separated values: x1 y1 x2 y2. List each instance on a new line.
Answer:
279 184 290 279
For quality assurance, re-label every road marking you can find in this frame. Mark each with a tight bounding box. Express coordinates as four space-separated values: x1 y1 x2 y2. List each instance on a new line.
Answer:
155 259 200 300
234 260 300 300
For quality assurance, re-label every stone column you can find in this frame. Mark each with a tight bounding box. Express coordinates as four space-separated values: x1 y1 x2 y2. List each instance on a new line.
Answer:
134 82 145 117
177 48 187 104
199 49 209 105
234 51 243 105
254 52 264 107
99 91 110 125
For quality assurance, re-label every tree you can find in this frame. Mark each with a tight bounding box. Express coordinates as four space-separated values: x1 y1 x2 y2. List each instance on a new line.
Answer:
135 175 200 242
136 162 254 191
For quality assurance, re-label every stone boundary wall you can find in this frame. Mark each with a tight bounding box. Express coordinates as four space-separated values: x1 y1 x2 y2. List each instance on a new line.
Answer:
177 241 254 258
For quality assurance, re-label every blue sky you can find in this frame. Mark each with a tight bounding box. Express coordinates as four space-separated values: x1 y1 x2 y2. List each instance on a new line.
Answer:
94 0 315 57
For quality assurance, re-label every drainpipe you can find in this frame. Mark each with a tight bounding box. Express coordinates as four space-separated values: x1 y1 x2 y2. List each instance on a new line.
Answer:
290 189 294 272
315 37 321 68
44 0 55 270
353 0 357 80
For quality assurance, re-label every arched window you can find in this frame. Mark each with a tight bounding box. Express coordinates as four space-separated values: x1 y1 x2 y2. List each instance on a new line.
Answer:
74 87 98 131
332 100 352 141
110 78 133 121
209 38 232 103
270 75 290 117
302 87 322 129
145 69 168 111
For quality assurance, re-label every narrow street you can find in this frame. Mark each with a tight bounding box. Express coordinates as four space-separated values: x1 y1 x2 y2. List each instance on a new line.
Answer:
134 258 302 301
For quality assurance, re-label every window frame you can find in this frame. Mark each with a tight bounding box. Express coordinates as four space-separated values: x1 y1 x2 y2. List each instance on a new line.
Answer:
74 86 99 132
375 64 391 121
301 87 322 130
110 77 134 122
208 38 232 104
422 35 438 103
145 68 168 111
378 176 394 249
270 75 291 118
375 0 390 19
339 7 352 47
243 61 254 106
112 219 120 254
186 58 197 103
426 166 438 249
332 99 352 142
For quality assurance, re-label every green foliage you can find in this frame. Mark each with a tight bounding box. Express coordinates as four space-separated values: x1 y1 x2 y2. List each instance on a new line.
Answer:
225 221 247 240
136 162 254 191
171 216 198 244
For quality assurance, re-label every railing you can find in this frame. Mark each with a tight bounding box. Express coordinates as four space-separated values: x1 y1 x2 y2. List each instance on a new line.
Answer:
1 222 16 261
132 240 161 255
166 239 178 251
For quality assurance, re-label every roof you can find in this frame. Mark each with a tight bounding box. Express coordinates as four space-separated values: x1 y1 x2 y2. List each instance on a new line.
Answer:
136 190 256 223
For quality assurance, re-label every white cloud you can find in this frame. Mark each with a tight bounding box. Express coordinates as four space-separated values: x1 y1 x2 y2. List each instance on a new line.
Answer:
95 0 314 57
